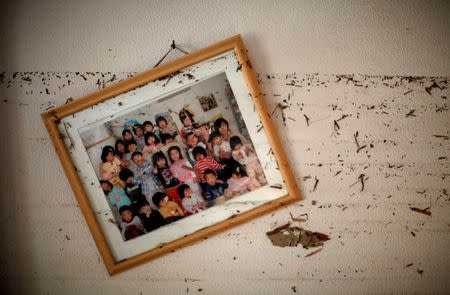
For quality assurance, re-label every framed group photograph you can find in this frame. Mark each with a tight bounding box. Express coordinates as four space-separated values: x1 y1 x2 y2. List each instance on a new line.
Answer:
41 35 302 275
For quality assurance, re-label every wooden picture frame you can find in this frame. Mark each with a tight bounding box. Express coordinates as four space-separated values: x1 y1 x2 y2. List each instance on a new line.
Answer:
41 35 302 275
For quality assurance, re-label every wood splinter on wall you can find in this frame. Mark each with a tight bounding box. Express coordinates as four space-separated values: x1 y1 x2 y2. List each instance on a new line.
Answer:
266 214 329 251
409 207 432 216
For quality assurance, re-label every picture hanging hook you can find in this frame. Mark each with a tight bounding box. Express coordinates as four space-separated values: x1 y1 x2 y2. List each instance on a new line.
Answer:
154 40 189 68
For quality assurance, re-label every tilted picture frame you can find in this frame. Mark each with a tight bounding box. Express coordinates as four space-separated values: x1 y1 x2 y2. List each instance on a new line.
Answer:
41 35 302 275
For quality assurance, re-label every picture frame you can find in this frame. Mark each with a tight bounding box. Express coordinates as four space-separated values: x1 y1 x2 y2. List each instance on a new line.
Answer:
41 35 302 275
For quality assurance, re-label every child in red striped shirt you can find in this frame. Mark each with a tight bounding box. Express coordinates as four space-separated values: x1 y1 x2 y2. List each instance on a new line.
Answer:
192 146 225 184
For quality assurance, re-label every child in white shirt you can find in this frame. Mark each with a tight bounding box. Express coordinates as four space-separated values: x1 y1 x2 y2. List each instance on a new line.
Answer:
229 135 267 187
119 205 144 241
178 183 205 215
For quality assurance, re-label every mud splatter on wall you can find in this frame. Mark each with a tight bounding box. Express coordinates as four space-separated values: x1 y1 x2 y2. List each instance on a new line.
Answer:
0 71 449 293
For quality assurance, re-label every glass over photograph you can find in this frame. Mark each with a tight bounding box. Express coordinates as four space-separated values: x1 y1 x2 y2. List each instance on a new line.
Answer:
79 72 268 241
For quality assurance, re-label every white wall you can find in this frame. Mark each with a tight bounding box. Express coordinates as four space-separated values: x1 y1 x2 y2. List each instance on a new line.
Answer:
2 0 449 76
1 1 449 294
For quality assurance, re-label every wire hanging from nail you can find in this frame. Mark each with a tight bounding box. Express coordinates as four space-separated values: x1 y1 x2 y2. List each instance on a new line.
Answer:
153 40 189 68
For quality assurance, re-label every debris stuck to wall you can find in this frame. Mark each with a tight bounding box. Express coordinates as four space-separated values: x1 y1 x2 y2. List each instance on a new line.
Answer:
409 207 432 216
266 216 330 249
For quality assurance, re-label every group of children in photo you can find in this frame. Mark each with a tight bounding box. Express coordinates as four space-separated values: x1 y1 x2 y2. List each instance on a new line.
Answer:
98 108 267 241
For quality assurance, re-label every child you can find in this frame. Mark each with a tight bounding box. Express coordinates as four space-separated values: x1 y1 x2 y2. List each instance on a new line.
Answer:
119 205 144 240
159 133 187 160
168 146 200 195
214 118 248 144
131 152 164 208
143 120 155 133
152 151 182 206
126 140 139 155
115 139 127 157
156 116 178 138
203 169 232 207
133 124 146 151
179 109 197 139
125 140 139 171
118 168 146 203
124 224 145 241
115 139 129 168
226 166 259 195
152 192 184 224
142 132 163 156
99 146 123 187
178 183 205 215
137 201 165 232
160 133 175 145
209 131 232 161
210 131 244 180
186 132 207 149
101 180 131 210
186 132 209 164
230 135 266 186
122 129 134 143
178 108 210 142
192 146 225 184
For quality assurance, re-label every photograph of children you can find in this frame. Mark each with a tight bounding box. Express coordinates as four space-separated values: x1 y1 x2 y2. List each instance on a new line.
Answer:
79 72 267 241
197 93 218 112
